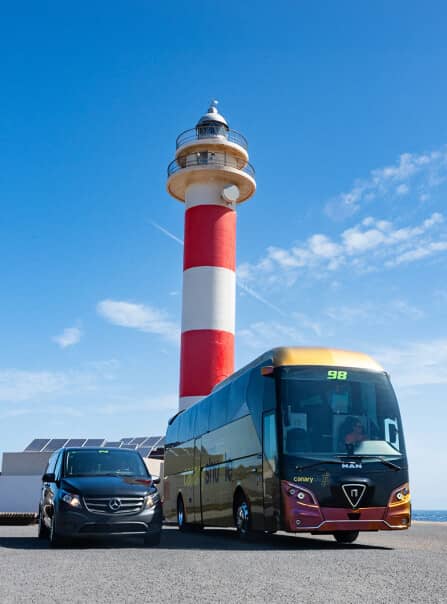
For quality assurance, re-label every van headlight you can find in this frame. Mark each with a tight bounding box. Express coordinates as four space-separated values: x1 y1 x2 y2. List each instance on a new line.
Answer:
61 492 81 508
144 494 159 509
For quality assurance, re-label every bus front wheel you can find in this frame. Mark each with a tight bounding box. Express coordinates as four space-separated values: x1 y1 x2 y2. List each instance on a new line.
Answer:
234 495 251 537
333 530 359 544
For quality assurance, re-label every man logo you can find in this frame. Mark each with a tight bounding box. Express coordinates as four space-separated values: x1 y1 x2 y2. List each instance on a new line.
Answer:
109 498 122 511
342 483 366 508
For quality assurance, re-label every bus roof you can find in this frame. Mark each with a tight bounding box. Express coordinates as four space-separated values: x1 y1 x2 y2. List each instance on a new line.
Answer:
270 347 384 371
212 346 384 393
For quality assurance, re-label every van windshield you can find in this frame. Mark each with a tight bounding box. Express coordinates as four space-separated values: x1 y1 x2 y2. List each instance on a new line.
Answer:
64 449 149 477
279 366 405 459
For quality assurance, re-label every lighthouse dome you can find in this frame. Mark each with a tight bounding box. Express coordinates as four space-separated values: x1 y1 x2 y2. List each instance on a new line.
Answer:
196 100 228 129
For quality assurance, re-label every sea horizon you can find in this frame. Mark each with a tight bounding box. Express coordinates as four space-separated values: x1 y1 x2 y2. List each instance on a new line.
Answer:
413 510 447 522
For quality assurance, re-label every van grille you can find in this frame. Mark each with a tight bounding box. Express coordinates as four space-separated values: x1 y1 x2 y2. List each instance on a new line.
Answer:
83 496 144 515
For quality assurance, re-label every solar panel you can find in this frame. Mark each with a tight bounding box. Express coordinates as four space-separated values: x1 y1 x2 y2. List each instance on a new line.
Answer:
103 441 122 447
43 438 69 452
138 447 151 458
130 437 147 445
24 438 51 452
140 436 159 447
83 439 104 447
154 436 165 447
65 439 87 448
121 443 137 450
120 437 133 444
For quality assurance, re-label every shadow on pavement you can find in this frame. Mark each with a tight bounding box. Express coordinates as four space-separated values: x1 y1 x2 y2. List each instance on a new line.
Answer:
0 526 393 551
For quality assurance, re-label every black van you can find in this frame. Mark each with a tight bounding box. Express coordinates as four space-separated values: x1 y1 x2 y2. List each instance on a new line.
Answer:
38 447 162 546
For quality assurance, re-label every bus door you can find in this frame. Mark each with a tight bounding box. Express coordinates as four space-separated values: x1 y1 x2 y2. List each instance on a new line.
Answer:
192 437 202 524
262 411 280 532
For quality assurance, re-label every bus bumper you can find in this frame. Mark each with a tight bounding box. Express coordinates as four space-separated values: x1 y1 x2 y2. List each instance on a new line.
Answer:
281 481 411 533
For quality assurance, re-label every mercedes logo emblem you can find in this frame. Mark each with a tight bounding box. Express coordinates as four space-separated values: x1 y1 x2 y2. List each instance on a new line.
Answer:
109 498 121 511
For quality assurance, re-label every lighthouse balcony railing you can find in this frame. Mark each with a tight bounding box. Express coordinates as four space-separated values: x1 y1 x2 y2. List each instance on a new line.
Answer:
176 127 248 150
168 155 255 178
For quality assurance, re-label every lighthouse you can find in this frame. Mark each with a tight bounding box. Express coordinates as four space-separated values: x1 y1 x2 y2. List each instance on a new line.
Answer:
167 101 256 410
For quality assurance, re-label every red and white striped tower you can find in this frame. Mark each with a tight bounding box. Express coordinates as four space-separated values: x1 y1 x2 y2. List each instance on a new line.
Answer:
167 101 256 410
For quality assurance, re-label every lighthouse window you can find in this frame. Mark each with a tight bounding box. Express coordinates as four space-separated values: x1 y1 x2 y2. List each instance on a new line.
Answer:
197 152 208 164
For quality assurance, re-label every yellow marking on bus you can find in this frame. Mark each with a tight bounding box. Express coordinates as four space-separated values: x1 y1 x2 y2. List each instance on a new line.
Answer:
272 347 384 371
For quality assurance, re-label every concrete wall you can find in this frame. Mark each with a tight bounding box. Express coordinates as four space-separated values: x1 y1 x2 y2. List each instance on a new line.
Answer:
2 452 51 476
0 476 42 513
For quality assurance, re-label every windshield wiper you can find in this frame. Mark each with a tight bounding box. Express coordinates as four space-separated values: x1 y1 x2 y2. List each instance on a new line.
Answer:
296 459 344 471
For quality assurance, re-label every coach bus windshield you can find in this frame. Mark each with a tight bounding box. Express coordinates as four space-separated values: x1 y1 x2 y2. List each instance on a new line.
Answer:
279 366 405 459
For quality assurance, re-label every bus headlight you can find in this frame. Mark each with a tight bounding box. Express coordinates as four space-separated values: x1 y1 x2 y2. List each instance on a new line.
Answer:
61 492 81 508
388 483 410 507
286 484 318 507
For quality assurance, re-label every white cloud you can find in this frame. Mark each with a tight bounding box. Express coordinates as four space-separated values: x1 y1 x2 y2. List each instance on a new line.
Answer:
52 326 82 349
97 299 180 343
238 212 446 287
325 299 424 325
0 370 70 402
0 361 119 404
325 146 447 217
373 339 447 387
238 317 322 353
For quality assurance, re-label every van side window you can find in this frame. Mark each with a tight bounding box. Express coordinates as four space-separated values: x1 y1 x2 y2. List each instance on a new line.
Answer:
45 452 58 475
54 451 64 480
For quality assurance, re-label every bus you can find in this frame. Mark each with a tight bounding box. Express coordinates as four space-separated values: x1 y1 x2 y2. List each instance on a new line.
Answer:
163 347 410 543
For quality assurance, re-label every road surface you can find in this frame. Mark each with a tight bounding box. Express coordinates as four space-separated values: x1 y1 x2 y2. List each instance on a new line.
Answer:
0 523 445 603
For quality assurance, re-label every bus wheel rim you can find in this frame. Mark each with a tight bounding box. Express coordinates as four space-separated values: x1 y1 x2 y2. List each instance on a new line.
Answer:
237 502 249 533
178 501 184 526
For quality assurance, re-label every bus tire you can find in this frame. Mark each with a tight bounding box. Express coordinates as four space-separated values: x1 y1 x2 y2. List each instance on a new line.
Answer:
234 493 251 538
333 530 359 544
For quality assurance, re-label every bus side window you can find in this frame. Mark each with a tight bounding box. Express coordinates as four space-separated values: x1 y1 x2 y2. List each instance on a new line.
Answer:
196 398 210 436
246 367 264 437
263 412 278 474
228 373 250 422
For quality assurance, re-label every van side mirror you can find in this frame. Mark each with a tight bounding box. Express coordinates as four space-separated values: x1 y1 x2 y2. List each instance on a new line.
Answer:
42 472 55 483
152 476 161 485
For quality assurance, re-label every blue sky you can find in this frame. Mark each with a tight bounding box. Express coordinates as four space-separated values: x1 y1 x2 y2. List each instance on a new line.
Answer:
1 2 446 507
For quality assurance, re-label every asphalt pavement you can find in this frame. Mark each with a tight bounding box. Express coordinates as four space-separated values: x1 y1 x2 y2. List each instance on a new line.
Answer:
0 523 445 603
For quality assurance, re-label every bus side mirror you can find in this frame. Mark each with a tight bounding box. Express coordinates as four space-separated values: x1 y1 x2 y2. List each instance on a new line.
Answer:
152 476 161 485
42 472 55 483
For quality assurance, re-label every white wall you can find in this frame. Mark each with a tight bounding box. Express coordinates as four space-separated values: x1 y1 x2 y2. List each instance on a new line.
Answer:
0 476 42 513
